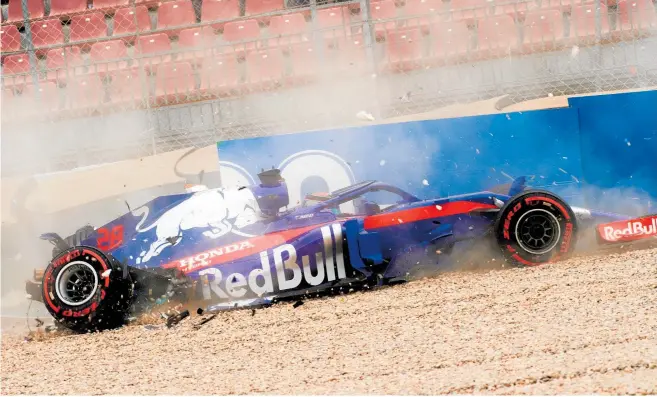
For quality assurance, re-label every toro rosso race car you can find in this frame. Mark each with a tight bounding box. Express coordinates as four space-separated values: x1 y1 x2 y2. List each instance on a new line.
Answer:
26 169 657 332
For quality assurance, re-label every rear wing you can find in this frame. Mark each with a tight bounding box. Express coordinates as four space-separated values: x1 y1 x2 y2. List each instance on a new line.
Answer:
596 214 657 244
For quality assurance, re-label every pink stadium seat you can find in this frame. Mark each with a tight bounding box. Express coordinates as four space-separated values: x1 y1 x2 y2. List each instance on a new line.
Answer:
449 0 490 22
153 61 196 105
199 54 241 96
522 9 566 51
1 25 22 52
178 26 217 64
315 7 351 39
112 6 151 40
288 42 317 83
69 12 108 44
2 53 30 87
6 0 45 23
334 34 367 71
570 3 610 43
134 33 172 72
428 21 470 63
268 13 309 47
108 69 148 106
92 0 130 11
370 0 397 37
223 19 261 55
50 0 88 17
403 0 443 30
89 40 130 76
383 27 424 72
616 0 657 36
157 0 196 37
45 46 84 83
493 0 533 19
67 75 105 110
21 81 60 113
31 19 64 52
201 0 240 29
245 48 285 90
245 0 285 21
476 14 520 57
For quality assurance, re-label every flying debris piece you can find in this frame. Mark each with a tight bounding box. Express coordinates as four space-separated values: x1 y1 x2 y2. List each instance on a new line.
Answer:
101 269 112 279
193 314 218 330
251 309 256 316
422 179 429 186
166 310 190 328
380 160 386 166
292 300 304 308
356 110 375 121
571 45 580 58
35 318 44 328
197 308 204 315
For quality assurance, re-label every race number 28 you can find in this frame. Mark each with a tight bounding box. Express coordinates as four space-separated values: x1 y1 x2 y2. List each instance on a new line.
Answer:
97 225 124 251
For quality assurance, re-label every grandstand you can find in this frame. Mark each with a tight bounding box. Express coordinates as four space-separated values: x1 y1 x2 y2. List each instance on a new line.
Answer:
1 0 657 175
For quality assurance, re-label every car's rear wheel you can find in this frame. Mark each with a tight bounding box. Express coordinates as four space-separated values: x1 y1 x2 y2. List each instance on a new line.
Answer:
494 190 578 266
41 246 134 332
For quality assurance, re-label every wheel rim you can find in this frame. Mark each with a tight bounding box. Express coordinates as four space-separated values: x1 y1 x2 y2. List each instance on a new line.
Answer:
54 261 99 306
514 209 561 255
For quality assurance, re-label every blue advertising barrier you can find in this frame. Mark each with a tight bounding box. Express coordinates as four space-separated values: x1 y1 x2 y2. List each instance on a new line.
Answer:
218 90 657 216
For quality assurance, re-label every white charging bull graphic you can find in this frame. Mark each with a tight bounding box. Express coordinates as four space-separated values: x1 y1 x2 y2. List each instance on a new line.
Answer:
132 187 261 264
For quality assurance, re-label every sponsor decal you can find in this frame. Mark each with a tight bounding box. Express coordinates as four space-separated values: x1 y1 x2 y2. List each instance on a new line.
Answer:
164 241 257 273
598 215 657 243
198 223 346 300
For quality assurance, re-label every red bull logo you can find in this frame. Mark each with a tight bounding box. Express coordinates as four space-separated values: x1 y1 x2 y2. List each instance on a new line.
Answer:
598 215 657 243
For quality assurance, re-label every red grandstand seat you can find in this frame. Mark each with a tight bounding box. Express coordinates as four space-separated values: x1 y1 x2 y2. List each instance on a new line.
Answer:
50 0 88 17
476 14 520 57
315 7 351 39
383 27 424 72
2 53 31 87
108 69 149 106
288 42 318 83
6 0 45 23
449 0 490 22
333 33 367 72
522 9 565 51
268 13 309 47
199 54 241 96
31 19 64 52
616 0 657 37
403 0 443 30
1 25 22 52
178 26 217 64
428 21 471 63
134 33 172 72
245 0 285 22
493 0 534 19
69 12 108 44
370 0 397 37
570 3 610 43
89 40 130 76
66 74 106 111
112 6 151 40
92 0 130 11
157 0 196 37
244 48 285 90
153 61 196 105
21 81 60 113
201 0 240 29
223 19 261 55
45 46 84 83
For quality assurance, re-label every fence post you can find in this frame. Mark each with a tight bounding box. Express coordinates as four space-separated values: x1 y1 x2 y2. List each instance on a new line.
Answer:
359 0 383 120
21 0 41 97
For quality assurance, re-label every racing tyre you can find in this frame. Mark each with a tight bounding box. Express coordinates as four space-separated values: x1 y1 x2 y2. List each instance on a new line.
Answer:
41 246 134 333
494 190 578 266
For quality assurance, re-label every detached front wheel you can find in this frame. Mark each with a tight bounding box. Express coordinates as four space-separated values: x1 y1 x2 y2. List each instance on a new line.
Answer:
41 246 134 332
494 190 578 266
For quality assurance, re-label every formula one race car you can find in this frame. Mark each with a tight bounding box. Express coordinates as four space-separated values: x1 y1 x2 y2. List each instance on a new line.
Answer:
26 169 657 332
